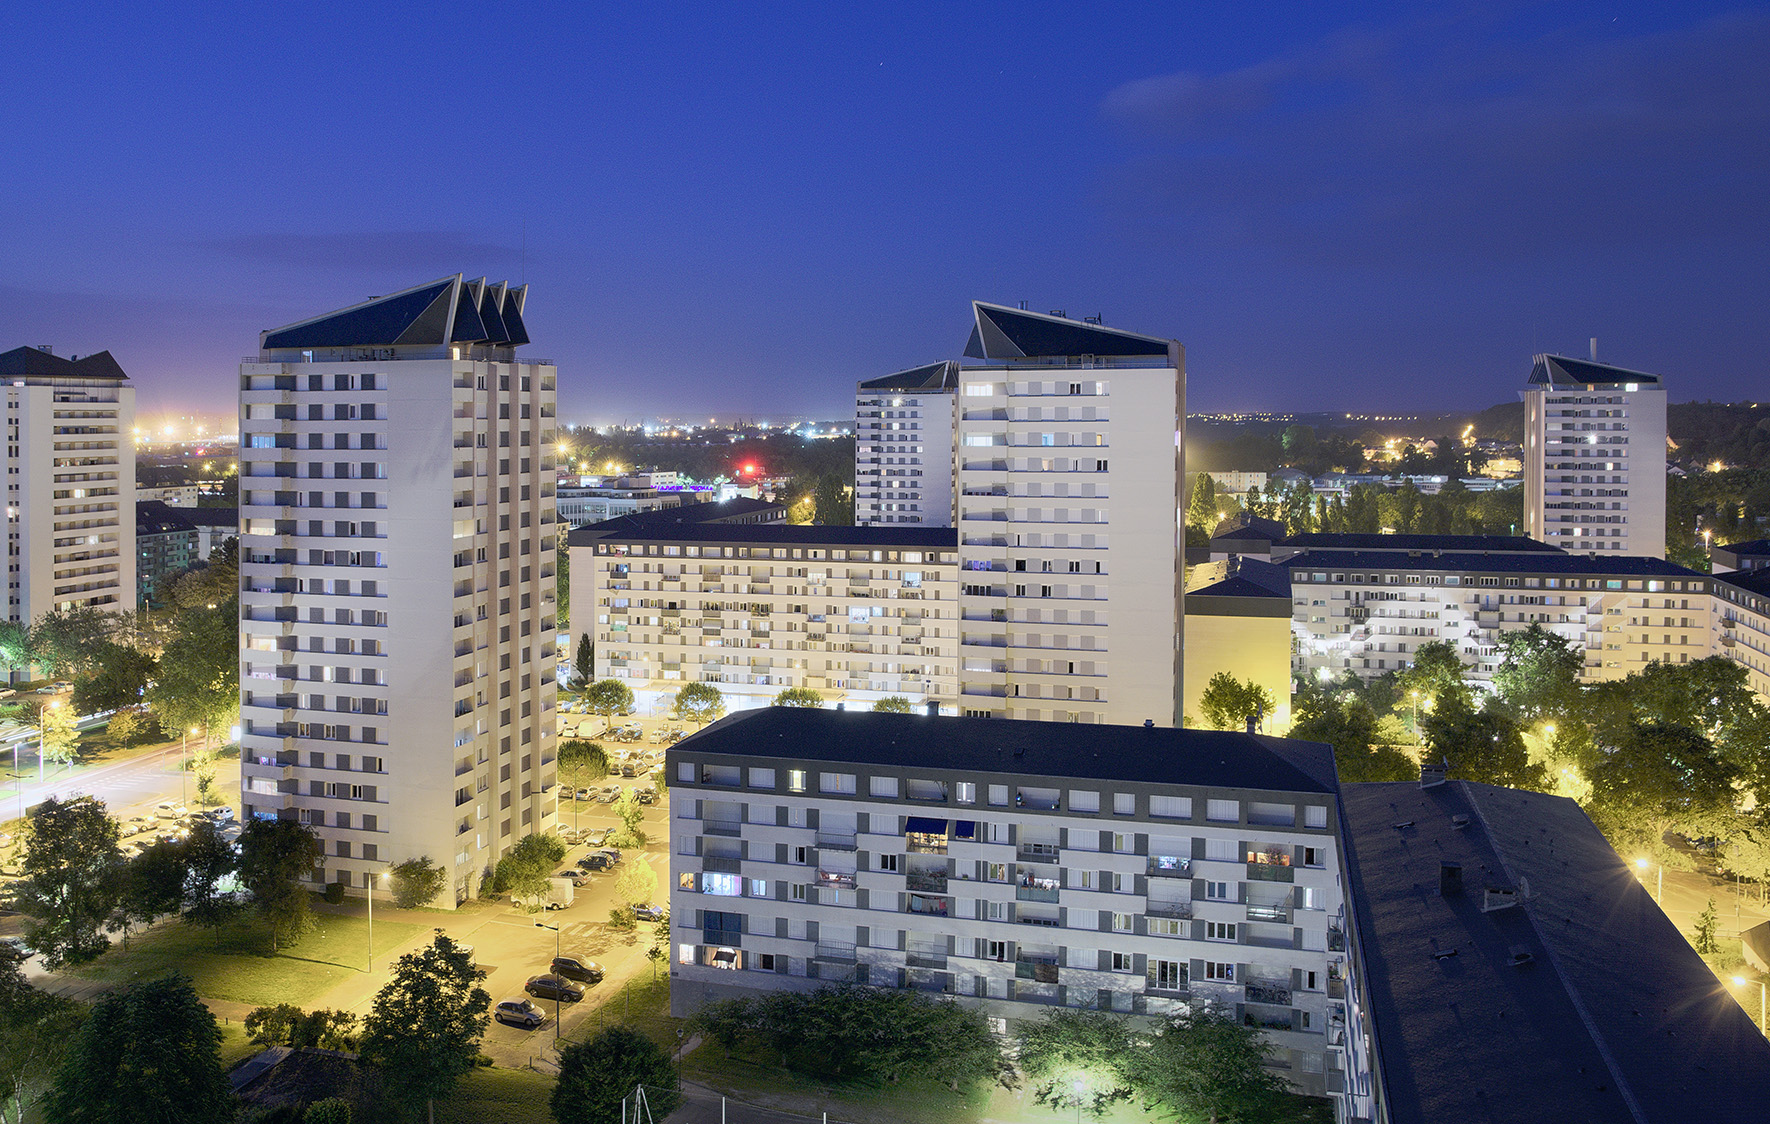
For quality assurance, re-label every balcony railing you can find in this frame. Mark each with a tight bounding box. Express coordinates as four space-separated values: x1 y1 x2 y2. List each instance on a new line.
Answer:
1245 982 1293 1007
814 942 856 963
816 869 856 890
1017 842 1061 862
1146 899 1193 920
703 818 743 836
1015 881 1060 903
906 943 948 969
815 832 857 851
1246 903 1291 923
1148 856 1191 879
702 855 742 874
1247 861 1295 883
905 869 949 892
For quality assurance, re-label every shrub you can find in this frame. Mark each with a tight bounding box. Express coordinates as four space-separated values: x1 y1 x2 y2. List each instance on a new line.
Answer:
322 881 346 905
245 1003 304 1046
304 1098 353 1124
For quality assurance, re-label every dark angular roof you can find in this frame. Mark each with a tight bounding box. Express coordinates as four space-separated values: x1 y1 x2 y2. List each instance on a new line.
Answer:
1278 533 1565 555
1281 550 1703 578
1188 558 1292 599
673 708 1338 794
1713 540 1770 572
261 275 531 351
0 347 128 380
567 520 956 550
1528 353 1662 388
964 302 1173 361
1714 567 1770 600
565 498 785 537
136 500 196 536
859 360 960 392
1209 513 1286 543
1341 780 1770 1124
177 506 239 529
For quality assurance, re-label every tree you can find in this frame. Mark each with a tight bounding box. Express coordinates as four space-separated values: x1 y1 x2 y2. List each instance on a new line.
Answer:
305 1098 353 1124
1420 692 1545 791
584 679 635 729
873 695 913 713
613 859 658 908
36 703 79 772
181 819 242 944
104 708 145 747
1288 690 1417 783
0 620 33 680
43 975 232 1124
1694 898 1721 955
812 472 854 526
556 540 570 629
1279 479 1317 535
673 682 725 729
70 642 156 716
17 796 121 969
1587 722 1738 855
1492 624 1584 722
1397 640 1470 709
359 936 490 1124
1015 1009 1135 1116
1186 473 1219 537
772 686 824 708
1196 673 1275 732
0 963 82 1124
1124 1004 1286 1124
26 607 114 680
611 789 647 848
116 838 186 939
236 818 322 952
496 833 567 908
551 1025 682 1124
572 634 594 689
145 601 239 742
389 856 449 910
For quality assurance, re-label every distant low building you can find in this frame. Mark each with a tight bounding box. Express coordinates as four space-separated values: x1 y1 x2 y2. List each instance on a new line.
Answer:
180 505 238 561
1340 777 1770 1123
1184 559 1293 731
138 484 199 506
1209 514 1287 562
1712 566 1770 705
1713 538 1770 574
136 500 197 608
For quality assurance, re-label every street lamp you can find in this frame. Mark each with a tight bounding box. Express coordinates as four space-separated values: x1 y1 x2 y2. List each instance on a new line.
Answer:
181 725 199 805
36 700 59 783
1635 858 1663 905
1732 977 1767 1037
368 870 390 972
535 921 562 1046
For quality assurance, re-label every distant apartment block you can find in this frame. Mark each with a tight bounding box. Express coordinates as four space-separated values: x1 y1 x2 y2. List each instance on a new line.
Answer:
570 520 959 712
1 346 136 633
855 362 958 527
237 275 558 906
667 709 1358 1104
136 500 198 609
1712 538 1770 574
953 304 1185 726
1522 352 1666 558
1713 567 1770 706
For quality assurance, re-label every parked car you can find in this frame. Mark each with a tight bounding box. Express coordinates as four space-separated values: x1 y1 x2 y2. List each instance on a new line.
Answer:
524 974 584 1002
153 802 188 821
0 935 32 962
593 848 623 865
594 788 619 804
550 956 605 984
636 789 656 805
494 998 547 1028
631 903 665 922
585 827 615 846
577 853 612 873
556 869 589 887
199 806 236 823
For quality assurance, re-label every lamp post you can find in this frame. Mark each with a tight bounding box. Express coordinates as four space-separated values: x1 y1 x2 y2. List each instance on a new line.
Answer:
368 870 390 972
1732 976 1767 1037
535 921 561 1046
1635 858 1663 905
36 700 59 783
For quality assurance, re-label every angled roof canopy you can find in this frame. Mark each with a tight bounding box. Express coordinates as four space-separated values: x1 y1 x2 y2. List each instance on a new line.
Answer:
261 275 531 352
0 346 128 380
1528 354 1662 388
859 360 959 392
963 302 1172 361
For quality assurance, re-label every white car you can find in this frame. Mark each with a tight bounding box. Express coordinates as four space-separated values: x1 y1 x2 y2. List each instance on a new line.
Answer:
154 802 188 821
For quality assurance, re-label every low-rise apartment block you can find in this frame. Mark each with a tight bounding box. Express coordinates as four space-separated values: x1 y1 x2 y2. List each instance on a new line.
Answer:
855 362 959 527
1286 550 1710 685
667 709 1358 1104
571 522 959 712
1713 567 1770 704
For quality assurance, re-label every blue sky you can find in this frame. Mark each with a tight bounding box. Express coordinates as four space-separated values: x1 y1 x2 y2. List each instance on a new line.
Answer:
4 1 1766 424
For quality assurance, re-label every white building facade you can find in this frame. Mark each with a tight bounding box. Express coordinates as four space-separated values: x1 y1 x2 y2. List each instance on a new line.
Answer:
237 276 559 906
668 708 1359 1105
855 362 958 527
573 523 959 713
1522 353 1667 559
953 303 1185 726
2 346 136 633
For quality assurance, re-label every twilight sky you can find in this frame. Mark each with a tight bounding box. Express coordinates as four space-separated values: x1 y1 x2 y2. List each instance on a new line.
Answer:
4 1 1767 426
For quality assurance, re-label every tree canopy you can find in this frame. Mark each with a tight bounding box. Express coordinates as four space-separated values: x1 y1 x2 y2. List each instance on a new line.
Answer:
43 975 232 1124
359 936 489 1121
673 682 726 728
236 819 322 951
1197 673 1275 732
772 686 824 708
18 796 121 969
552 1025 681 1124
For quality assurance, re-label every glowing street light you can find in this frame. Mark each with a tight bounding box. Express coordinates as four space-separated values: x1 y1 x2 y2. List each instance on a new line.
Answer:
1635 858 1663 905
368 869 391 971
1732 976 1767 1037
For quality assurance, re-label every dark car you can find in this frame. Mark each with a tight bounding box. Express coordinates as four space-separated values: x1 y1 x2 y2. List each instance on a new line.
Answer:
631 903 665 922
593 848 624 865
577 853 612 872
550 956 605 984
494 998 546 1028
635 789 656 805
525 974 584 1002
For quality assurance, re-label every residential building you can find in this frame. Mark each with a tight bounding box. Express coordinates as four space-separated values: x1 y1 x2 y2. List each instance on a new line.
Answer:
1713 567 1770 705
1206 470 1267 496
570 521 958 713
1184 559 1294 731
136 500 198 608
555 476 721 527
667 708 1357 1103
1339 777 1770 1123
1207 514 1287 563
1269 533 1563 563
855 362 958 527
181 505 238 562
138 483 200 506
1521 352 1667 558
1286 550 1710 685
1713 538 1770 574
1 345 136 634
237 275 558 906
953 303 1185 726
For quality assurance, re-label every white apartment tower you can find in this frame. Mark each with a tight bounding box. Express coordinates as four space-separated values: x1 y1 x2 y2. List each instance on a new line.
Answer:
2 346 136 634
238 276 559 906
855 362 958 527
1522 352 1666 559
952 303 1184 726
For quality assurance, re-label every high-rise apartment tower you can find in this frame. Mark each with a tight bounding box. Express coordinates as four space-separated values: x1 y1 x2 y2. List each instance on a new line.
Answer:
855 361 958 527
2 346 136 639
952 304 1184 726
237 276 559 906
1522 352 1666 559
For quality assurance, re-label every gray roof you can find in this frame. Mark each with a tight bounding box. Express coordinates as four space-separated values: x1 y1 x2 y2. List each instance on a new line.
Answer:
1277 533 1564 555
1528 353 1662 388
261 275 529 351
673 708 1338 794
963 302 1174 361
564 498 785 538
1209 513 1286 543
136 500 196 536
0 346 128 380
1187 557 1292 599
1341 781 1770 1124
1714 567 1770 601
177 506 239 529
1282 550 1704 579
567 520 955 550
859 360 959 392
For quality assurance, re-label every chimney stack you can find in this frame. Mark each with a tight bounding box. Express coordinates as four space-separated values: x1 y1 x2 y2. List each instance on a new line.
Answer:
1589 337 1598 362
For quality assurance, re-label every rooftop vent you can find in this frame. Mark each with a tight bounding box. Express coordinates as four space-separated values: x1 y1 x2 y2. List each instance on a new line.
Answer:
1431 948 1459 962
1481 887 1520 913
35 345 51 354
1421 759 1448 788
1450 814 1470 830
1392 820 1415 831
1508 944 1536 967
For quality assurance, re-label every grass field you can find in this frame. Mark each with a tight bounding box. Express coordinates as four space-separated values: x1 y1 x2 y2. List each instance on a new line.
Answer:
62 911 422 1007
433 1067 556 1124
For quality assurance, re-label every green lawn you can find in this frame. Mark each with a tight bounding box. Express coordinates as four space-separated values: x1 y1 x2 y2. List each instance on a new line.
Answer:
432 1066 556 1124
62 911 423 1007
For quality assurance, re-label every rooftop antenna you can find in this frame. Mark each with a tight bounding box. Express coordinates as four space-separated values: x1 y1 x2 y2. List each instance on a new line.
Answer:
1589 337 1598 362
